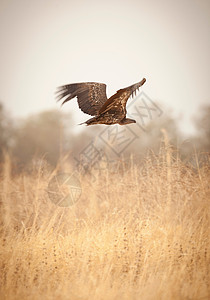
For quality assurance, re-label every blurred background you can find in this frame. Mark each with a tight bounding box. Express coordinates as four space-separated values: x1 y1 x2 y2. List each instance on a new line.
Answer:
0 0 209 169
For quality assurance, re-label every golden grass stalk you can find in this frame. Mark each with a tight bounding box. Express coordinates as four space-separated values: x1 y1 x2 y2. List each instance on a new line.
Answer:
0 144 209 300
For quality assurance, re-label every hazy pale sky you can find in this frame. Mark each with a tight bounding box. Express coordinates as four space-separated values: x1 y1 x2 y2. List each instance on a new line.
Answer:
0 0 210 134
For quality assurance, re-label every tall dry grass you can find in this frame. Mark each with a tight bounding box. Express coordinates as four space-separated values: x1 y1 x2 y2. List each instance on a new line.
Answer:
0 137 209 300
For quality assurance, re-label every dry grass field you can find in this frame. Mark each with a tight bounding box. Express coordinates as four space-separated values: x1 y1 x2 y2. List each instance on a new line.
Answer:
0 140 209 299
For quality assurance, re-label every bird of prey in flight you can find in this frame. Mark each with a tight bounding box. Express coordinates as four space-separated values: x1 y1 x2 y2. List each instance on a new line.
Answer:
56 78 146 126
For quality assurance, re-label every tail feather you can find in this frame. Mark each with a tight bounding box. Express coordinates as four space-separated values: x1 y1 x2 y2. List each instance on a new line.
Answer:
78 121 87 125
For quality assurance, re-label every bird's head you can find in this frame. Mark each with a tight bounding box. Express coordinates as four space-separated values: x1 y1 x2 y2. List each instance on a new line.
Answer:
119 118 136 125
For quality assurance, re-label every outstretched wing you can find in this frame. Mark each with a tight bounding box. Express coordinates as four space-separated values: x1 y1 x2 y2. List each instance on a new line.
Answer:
56 82 107 116
99 78 146 115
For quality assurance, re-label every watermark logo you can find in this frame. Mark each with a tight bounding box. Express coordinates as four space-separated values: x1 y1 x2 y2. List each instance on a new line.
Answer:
127 91 163 131
48 91 162 205
74 142 111 181
75 141 102 169
73 91 163 183
48 173 82 207
99 125 138 156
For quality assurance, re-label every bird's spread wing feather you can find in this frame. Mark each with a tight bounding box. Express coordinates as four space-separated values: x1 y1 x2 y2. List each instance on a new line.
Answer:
99 78 146 115
56 82 108 116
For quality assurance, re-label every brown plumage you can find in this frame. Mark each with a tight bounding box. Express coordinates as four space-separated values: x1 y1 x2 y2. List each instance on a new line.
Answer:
56 78 146 125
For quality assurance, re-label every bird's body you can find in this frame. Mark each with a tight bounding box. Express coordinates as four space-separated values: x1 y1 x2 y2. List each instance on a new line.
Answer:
56 78 146 126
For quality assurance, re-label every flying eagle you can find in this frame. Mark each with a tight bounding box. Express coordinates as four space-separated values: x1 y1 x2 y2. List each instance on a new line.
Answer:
56 78 146 126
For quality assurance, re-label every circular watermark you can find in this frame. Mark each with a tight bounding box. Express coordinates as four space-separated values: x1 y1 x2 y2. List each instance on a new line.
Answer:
47 173 82 207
